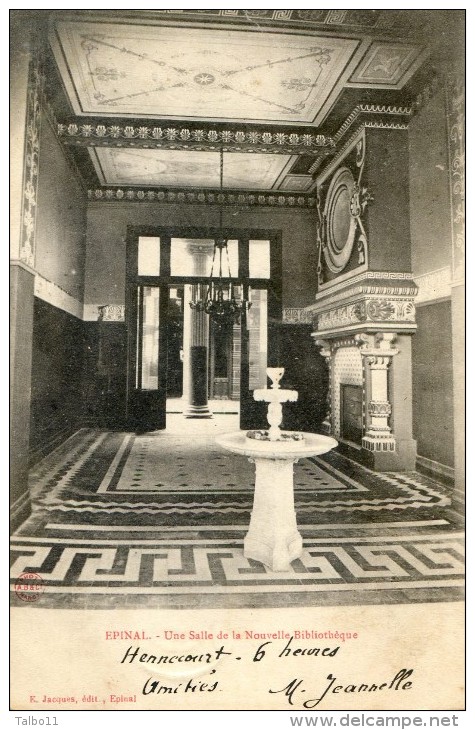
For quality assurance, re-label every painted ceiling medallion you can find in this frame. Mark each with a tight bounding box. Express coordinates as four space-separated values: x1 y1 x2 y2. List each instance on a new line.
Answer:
51 21 360 123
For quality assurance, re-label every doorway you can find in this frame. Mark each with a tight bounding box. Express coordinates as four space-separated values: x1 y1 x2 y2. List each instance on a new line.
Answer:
165 284 240 431
125 227 281 433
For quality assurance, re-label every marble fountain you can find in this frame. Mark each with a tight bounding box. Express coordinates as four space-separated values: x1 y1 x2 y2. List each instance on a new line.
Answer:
216 368 338 572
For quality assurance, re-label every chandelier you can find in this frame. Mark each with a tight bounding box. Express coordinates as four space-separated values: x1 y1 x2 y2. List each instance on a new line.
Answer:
190 149 251 327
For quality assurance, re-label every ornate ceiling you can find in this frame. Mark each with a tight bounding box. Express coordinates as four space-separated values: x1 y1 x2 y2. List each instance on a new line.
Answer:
51 21 363 125
35 9 462 199
91 148 294 190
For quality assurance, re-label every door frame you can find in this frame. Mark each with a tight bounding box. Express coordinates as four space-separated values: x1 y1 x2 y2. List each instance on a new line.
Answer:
126 226 282 431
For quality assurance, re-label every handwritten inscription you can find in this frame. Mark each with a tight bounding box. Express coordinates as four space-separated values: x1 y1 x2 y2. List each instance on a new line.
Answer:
269 669 414 708
116 637 404 707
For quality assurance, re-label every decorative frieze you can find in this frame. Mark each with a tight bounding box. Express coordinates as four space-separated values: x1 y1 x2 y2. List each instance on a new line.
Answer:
98 305 125 322
315 297 416 334
446 72 465 285
307 271 417 337
87 188 316 208
19 48 44 267
59 122 334 155
333 104 412 145
414 267 451 304
282 308 312 324
313 270 417 300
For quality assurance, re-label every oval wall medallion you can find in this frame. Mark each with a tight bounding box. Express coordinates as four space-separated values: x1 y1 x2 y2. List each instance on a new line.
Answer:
323 166 357 273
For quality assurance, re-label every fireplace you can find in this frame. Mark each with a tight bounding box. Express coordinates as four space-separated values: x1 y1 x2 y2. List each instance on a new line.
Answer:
308 273 418 471
340 384 363 444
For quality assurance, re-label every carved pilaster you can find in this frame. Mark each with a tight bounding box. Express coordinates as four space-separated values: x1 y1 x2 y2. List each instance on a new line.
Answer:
314 338 332 434
19 43 44 267
357 333 398 453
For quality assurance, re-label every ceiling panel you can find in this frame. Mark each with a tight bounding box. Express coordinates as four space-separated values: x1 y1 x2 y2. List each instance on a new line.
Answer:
51 21 360 124
90 148 292 190
348 42 425 89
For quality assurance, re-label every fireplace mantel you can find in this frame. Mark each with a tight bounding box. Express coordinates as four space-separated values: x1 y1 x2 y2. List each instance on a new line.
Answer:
307 271 417 471
306 271 417 339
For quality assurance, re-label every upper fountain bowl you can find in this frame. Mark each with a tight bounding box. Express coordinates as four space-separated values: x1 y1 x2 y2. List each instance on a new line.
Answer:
266 367 284 389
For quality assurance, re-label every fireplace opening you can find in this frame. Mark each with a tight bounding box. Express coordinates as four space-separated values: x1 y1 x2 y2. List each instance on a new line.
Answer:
340 384 363 445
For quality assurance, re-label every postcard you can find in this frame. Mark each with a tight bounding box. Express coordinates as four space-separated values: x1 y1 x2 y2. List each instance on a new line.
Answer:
10 7 465 714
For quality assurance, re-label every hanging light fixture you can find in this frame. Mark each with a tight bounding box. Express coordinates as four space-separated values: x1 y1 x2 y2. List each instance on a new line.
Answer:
190 149 251 327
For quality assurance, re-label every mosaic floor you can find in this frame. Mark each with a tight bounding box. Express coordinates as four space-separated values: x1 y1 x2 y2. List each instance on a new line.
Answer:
10 418 464 609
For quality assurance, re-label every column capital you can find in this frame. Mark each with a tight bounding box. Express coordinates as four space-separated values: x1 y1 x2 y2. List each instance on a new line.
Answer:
187 240 215 257
313 338 332 359
355 331 399 359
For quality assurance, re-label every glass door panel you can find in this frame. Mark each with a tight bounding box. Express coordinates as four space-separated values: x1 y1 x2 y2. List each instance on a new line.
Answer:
170 238 239 277
249 239 270 279
138 287 160 390
127 284 167 431
138 237 160 275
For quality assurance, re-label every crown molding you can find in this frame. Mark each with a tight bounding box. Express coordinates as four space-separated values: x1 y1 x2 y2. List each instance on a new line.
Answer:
58 122 334 156
333 104 412 146
87 187 317 208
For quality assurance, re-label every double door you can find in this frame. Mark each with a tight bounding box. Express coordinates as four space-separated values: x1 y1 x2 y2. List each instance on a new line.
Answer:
125 228 282 432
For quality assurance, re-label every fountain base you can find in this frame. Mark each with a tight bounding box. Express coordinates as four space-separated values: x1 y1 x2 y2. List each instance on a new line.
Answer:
216 430 338 571
216 367 337 572
243 457 303 571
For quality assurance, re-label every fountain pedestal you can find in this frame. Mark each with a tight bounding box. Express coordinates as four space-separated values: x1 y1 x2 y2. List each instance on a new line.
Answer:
245 457 301 571
216 431 338 571
217 368 337 571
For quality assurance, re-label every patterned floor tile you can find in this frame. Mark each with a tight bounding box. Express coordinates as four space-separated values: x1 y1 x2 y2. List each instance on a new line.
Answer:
11 428 464 609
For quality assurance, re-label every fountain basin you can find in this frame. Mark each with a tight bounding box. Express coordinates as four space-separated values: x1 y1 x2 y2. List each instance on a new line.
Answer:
246 429 305 449
217 431 337 460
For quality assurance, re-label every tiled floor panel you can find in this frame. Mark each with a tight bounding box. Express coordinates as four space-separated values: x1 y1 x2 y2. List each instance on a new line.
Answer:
11 427 464 608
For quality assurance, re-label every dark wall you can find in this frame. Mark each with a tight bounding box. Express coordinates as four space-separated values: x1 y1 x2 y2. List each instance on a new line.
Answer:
36 114 87 300
408 88 452 277
85 203 318 309
279 325 328 433
83 323 128 429
29 299 85 463
412 301 454 467
366 129 412 272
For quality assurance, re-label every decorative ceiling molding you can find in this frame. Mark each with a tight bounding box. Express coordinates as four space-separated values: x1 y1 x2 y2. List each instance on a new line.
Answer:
142 10 415 34
87 187 317 208
333 104 412 144
52 103 415 195
57 121 334 155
